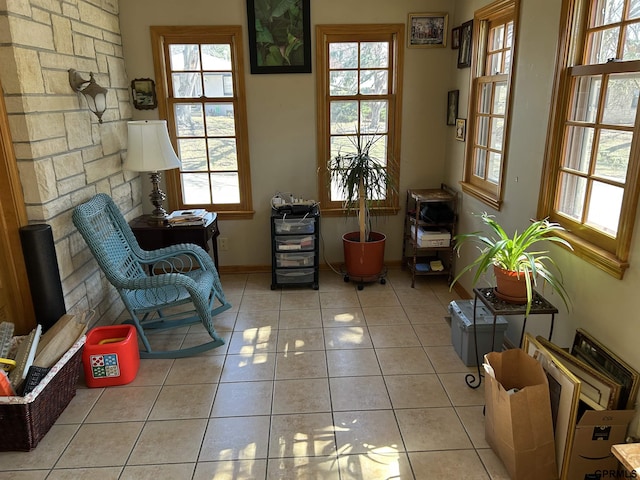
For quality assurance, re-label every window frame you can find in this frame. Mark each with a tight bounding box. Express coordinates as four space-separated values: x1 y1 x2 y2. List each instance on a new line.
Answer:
315 24 404 217
539 0 640 278
150 26 254 220
461 0 519 210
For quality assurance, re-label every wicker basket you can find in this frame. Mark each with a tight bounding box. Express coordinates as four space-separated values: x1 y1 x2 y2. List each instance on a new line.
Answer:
0 336 85 451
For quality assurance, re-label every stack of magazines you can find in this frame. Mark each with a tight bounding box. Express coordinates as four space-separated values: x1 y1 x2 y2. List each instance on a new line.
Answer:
167 209 209 226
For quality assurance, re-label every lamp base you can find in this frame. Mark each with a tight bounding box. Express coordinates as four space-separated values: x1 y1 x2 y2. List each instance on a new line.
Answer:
148 171 169 225
147 212 168 226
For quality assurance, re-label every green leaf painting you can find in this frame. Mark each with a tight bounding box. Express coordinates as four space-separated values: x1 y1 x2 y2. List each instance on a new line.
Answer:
248 0 310 72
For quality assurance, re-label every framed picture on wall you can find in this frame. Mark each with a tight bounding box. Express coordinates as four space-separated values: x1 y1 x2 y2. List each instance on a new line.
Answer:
451 26 460 49
131 78 157 110
447 90 459 126
457 20 473 68
246 0 311 74
407 13 448 48
455 118 466 141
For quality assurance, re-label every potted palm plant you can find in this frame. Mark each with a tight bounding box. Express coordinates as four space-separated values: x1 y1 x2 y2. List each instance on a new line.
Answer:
450 213 572 315
328 135 397 284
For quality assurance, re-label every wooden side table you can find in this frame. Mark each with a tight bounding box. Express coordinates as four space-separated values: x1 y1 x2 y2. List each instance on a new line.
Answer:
129 212 220 270
612 443 640 475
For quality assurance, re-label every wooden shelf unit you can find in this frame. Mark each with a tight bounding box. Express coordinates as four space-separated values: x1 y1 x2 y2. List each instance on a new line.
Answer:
402 184 458 288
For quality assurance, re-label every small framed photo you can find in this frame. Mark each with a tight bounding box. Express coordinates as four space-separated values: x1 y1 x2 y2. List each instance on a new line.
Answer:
131 78 157 110
457 20 473 68
455 118 466 141
407 13 448 48
451 26 461 50
447 90 459 126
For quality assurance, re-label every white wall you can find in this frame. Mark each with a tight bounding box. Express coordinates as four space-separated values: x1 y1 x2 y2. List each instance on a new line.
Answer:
119 0 455 268
444 0 640 436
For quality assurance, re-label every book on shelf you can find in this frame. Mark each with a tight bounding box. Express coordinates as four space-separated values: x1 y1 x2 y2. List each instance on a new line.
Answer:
168 209 207 220
429 260 444 272
168 217 209 226
169 219 207 226
415 263 430 272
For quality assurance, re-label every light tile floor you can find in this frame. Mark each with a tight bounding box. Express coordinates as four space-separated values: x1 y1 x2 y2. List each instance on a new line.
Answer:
0 268 511 479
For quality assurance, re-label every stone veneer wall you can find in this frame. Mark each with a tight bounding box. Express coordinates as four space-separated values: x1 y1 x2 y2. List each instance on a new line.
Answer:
0 0 140 323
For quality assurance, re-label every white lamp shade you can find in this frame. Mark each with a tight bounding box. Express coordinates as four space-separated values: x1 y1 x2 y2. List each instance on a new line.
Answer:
124 120 181 172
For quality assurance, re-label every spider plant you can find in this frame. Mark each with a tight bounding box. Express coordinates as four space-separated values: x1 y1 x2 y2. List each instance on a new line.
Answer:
450 212 573 315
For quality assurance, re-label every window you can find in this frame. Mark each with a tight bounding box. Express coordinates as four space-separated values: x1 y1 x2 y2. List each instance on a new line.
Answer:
150 27 253 219
315 24 404 215
461 0 518 209
540 0 640 278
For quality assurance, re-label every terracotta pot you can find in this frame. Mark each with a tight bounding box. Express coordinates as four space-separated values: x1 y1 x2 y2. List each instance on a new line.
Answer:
342 231 386 278
493 265 530 304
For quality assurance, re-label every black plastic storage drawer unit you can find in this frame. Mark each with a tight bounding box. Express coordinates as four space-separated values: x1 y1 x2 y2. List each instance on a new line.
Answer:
270 206 319 290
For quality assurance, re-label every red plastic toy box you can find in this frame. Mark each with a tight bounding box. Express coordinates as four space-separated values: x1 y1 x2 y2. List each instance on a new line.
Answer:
82 325 139 387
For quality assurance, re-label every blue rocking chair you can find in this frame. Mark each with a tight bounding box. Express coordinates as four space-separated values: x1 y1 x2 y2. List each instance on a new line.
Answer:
72 193 231 358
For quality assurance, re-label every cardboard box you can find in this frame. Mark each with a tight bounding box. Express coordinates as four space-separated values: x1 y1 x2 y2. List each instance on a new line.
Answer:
410 226 451 247
484 349 559 480
567 409 635 479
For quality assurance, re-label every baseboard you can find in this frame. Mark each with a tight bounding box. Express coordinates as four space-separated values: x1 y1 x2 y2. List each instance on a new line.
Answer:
218 260 405 275
218 265 271 274
451 282 472 299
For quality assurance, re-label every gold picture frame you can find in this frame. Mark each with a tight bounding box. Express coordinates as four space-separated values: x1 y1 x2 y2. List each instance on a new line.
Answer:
455 118 466 141
407 13 448 48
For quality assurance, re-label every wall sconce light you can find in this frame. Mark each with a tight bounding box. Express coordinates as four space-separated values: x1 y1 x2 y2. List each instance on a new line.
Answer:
68 69 108 123
123 120 182 224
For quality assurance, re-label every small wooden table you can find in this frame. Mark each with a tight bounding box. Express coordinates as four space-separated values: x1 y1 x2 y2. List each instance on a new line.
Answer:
129 212 220 270
612 443 640 474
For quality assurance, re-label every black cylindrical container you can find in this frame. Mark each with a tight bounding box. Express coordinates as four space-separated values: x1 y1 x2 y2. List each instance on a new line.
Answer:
19 224 66 333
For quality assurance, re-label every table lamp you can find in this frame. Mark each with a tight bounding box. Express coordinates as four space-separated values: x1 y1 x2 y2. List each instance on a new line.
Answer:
124 120 181 224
